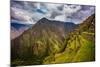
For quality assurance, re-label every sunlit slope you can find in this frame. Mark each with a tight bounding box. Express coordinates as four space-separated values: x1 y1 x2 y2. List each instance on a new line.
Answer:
43 14 95 64
43 32 95 64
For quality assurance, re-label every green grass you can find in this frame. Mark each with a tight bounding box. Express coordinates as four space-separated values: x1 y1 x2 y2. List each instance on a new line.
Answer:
73 35 95 62
43 32 95 64
12 31 95 66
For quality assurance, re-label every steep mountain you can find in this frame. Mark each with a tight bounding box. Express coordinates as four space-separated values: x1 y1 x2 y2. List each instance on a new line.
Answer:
43 14 95 64
11 14 95 66
11 18 77 66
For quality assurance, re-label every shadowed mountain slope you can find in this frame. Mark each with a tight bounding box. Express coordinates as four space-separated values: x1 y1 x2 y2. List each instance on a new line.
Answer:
11 17 77 66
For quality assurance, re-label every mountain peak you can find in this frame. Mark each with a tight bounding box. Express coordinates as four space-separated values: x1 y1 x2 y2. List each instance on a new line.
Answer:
41 17 48 20
37 17 50 24
39 17 49 21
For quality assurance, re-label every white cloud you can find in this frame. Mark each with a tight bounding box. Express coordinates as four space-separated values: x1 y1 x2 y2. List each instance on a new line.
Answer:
63 5 81 14
55 15 66 21
11 7 34 24
44 3 62 10
71 6 95 23
11 7 46 24
52 5 82 22
11 2 95 24
34 2 41 9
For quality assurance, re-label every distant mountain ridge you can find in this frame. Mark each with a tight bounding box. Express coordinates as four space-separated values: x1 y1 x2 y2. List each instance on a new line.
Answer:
11 23 32 39
11 23 32 30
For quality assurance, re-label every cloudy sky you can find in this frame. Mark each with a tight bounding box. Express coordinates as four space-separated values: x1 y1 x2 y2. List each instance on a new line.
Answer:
11 1 95 24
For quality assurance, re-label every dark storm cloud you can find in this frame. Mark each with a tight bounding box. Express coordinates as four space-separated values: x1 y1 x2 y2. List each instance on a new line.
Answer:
11 1 95 24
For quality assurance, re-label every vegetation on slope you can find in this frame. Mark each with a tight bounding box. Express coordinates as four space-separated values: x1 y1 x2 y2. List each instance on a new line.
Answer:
43 14 95 64
11 18 76 66
43 31 95 64
11 14 95 66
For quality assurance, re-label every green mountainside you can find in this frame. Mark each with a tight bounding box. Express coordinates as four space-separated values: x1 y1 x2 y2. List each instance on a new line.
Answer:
11 14 95 66
43 14 95 64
